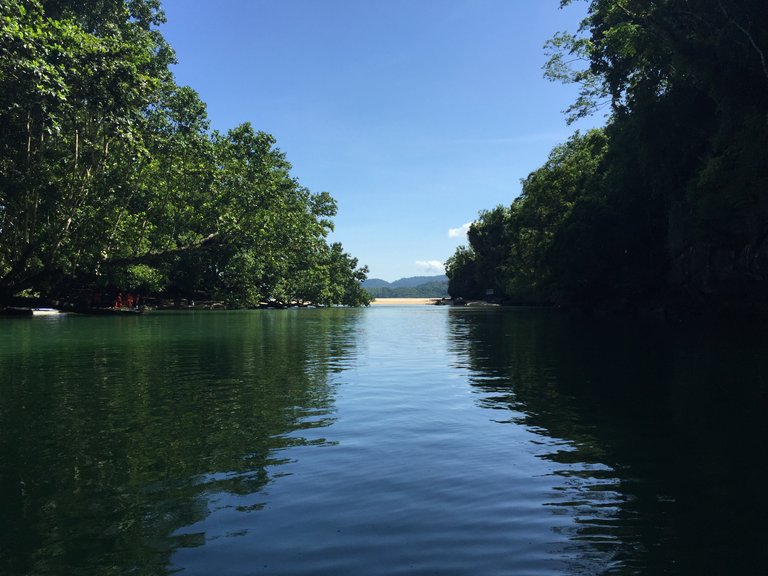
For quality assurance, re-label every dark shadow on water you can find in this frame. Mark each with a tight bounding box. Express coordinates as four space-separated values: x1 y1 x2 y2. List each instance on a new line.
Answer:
0 309 362 576
448 307 768 575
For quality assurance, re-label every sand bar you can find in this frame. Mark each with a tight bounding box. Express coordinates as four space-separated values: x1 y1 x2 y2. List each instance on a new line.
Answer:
371 298 442 306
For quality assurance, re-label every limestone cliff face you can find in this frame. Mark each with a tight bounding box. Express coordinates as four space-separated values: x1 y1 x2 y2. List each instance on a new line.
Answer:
667 201 768 314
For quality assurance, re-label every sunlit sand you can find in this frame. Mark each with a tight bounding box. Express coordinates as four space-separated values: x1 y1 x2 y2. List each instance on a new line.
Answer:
371 298 441 306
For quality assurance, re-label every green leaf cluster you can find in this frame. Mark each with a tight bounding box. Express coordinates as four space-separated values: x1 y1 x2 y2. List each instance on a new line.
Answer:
0 0 370 307
449 0 768 313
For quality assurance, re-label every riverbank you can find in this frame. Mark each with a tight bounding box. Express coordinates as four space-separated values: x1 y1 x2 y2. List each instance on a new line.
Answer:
371 298 442 306
371 297 502 307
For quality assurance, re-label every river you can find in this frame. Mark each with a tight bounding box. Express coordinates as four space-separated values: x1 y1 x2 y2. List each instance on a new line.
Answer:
1 306 766 574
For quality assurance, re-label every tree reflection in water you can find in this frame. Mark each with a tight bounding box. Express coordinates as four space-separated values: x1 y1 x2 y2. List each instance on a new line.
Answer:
0 309 361 576
447 307 768 575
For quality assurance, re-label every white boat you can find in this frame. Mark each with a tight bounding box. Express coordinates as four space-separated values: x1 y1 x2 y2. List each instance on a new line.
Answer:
32 308 63 316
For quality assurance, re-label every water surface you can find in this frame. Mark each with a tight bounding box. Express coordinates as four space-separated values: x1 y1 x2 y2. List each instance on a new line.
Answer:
1 307 766 574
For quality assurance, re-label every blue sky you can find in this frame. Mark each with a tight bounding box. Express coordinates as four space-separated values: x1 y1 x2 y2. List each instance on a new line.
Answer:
161 0 602 281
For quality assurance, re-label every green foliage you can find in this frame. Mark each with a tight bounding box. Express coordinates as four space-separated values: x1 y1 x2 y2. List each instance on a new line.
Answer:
450 0 768 313
0 0 369 307
0 0 172 294
110 263 166 292
544 31 609 122
446 245 482 299
507 130 608 303
446 131 610 305
366 280 448 298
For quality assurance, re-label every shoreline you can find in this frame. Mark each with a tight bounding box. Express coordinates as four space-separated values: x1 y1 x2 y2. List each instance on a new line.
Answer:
371 297 443 306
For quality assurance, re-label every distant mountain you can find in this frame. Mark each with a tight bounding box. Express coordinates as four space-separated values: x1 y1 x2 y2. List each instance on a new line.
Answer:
390 275 448 288
361 278 390 289
363 275 447 289
362 275 448 298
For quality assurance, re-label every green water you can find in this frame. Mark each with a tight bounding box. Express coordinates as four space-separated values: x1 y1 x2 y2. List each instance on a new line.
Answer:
1 307 766 575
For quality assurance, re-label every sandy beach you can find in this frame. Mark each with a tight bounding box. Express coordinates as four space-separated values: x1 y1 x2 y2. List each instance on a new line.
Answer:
370 298 442 306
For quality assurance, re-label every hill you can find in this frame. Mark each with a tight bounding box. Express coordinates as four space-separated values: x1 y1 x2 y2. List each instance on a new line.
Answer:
360 278 389 289
363 275 448 298
390 275 448 288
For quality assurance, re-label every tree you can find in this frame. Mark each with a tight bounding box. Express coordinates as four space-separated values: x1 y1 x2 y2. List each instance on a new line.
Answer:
548 0 768 309
466 206 511 298
1 0 371 307
448 1 768 312
446 131 609 306
0 0 173 298
505 130 608 304
446 246 481 299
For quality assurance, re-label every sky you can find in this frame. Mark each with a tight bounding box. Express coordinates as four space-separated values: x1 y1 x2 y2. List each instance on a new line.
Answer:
160 0 602 282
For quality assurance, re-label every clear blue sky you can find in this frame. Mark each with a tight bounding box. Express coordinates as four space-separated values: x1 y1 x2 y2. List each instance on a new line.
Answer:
160 0 601 282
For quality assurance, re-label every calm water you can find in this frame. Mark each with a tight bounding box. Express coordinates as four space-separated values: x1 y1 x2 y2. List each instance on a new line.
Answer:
1 306 766 575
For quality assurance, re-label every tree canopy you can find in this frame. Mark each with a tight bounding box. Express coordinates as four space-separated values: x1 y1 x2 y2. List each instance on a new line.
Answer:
0 0 371 307
448 0 768 315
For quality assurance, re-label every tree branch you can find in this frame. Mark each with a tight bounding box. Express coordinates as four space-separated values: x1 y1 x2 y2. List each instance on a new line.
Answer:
717 0 768 82
101 232 222 268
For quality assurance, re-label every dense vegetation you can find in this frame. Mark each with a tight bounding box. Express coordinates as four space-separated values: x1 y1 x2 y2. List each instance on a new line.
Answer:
0 0 371 308
447 0 768 315
365 281 448 299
